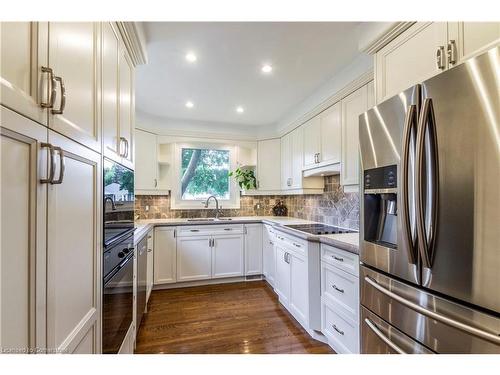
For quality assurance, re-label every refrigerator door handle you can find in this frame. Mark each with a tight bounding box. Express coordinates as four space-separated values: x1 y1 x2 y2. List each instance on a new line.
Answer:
401 104 418 265
364 318 407 354
416 97 439 269
364 276 500 345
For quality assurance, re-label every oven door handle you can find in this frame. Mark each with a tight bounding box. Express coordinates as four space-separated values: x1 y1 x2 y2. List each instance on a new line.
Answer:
104 254 134 285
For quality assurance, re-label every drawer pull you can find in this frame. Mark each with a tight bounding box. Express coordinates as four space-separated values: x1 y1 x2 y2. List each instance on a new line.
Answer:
332 255 344 262
332 324 344 336
331 284 345 293
224 228 232 231
293 243 301 248
190 229 200 232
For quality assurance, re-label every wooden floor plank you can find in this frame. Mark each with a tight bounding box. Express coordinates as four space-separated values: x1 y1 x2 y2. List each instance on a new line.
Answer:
135 281 334 354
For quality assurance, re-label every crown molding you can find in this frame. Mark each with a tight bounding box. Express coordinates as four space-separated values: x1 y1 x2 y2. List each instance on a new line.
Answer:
278 68 374 137
115 22 148 66
361 22 415 55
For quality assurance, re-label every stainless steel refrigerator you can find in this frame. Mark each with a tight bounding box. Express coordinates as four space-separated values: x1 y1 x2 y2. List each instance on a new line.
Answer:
359 46 500 354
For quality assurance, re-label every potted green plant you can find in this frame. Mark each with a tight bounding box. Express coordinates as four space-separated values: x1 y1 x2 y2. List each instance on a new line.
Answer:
229 167 257 190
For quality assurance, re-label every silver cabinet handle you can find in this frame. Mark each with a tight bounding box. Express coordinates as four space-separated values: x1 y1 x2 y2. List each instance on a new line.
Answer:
154 178 157 188
436 46 446 70
364 318 406 354
364 276 500 345
147 248 152 253
208 238 211 247
125 138 129 158
40 142 56 183
119 137 127 157
292 242 301 248
190 229 200 232
447 40 457 65
51 75 66 115
332 255 344 262
331 284 344 293
40 67 56 109
332 324 344 336
51 146 65 184
224 228 232 231
269 241 274 245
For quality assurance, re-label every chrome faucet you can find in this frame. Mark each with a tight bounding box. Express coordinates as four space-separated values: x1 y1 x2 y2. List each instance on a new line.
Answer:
104 196 116 210
204 195 221 219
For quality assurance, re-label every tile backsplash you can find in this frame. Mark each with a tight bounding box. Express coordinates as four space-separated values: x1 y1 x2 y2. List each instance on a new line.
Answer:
135 175 359 230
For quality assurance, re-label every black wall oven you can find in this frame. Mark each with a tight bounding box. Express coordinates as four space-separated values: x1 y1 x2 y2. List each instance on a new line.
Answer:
103 158 135 248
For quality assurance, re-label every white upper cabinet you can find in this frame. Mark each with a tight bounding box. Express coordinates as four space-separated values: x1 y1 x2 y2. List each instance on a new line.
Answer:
256 138 281 191
375 22 448 103
291 126 304 189
375 22 499 103
319 101 342 165
48 22 101 153
119 47 134 169
281 132 292 189
341 84 368 187
236 146 257 167
303 116 321 168
135 129 158 191
0 22 48 126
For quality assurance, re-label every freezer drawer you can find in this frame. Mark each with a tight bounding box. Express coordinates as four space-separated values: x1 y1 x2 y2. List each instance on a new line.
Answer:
361 307 434 354
361 266 500 353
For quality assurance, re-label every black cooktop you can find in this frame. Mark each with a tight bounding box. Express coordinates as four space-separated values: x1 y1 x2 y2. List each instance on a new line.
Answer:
285 224 355 235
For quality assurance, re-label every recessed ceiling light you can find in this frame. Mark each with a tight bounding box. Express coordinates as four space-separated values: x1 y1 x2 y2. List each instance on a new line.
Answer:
261 64 273 73
185 101 194 108
185 52 197 63
236 106 244 113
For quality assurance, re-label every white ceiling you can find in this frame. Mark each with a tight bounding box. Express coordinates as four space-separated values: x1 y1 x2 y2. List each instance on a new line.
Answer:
136 22 362 127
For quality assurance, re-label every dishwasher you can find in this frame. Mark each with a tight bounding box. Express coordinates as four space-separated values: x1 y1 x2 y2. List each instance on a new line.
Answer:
136 235 148 335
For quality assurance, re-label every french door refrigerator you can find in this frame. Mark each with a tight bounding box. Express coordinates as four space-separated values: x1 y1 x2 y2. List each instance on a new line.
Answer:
359 46 500 354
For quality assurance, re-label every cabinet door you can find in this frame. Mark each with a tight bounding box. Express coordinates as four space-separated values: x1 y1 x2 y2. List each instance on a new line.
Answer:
176 236 212 281
146 230 154 301
341 85 368 187
0 22 48 126
274 246 290 306
375 22 448 103
291 126 304 189
1 107 47 352
450 22 500 64
319 102 341 165
48 22 101 153
257 138 281 190
46 130 101 354
280 133 292 189
289 253 309 326
303 116 321 168
101 22 120 162
212 235 244 278
262 226 275 286
119 48 134 169
244 224 263 276
135 129 158 191
153 227 176 284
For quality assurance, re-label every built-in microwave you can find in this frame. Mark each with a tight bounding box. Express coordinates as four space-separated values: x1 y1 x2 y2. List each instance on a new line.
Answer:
103 158 135 248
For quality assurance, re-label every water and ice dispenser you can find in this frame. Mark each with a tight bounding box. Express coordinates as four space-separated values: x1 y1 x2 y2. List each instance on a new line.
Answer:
363 165 398 249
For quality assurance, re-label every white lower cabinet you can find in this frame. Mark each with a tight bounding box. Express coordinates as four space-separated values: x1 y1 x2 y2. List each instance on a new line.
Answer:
262 225 276 287
176 236 212 282
146 230 154 302
212 235 244 278
154 227 176 284
244 224 263 276
273 229 321 333
320 244 360 353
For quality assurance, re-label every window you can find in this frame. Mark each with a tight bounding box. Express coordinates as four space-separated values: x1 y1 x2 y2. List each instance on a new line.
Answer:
171 143 240 209
180 148 230 200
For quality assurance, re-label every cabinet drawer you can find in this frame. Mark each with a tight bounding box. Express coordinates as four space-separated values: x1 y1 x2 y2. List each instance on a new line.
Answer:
274 230 308 256
321 244 359 276
322 303 359 354
177 224 244 237
321 262 359 318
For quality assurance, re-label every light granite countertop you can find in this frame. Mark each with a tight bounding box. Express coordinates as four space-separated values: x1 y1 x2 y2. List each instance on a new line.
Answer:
134 216 359 254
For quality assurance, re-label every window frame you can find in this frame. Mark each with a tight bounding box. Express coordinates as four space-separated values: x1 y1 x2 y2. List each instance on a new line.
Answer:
170 142 240 210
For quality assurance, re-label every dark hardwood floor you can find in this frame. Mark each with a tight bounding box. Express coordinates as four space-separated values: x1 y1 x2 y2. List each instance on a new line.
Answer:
135 281 334 354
